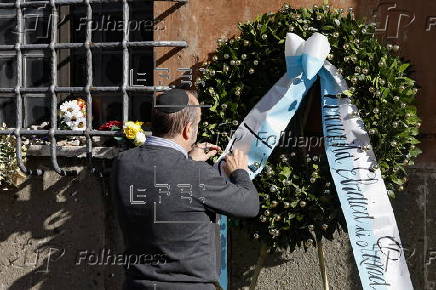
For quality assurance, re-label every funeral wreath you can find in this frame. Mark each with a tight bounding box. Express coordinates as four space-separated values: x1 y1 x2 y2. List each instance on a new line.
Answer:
197 4 421 252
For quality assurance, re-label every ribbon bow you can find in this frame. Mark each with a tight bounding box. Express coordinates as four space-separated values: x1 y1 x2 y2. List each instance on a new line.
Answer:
285 32 331 79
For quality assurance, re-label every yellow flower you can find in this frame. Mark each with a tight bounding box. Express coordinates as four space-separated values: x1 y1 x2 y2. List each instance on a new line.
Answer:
123 121 143 140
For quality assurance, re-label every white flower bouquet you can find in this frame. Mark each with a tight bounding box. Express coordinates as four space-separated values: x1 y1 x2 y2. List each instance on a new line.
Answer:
58 98 86 131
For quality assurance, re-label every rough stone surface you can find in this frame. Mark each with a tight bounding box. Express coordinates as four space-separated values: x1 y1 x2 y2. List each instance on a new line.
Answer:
0 158 124 290
230 228 361 290
0 158 434 289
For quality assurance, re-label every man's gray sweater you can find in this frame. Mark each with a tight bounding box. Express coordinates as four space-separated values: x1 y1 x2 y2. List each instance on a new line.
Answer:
111 144 259 289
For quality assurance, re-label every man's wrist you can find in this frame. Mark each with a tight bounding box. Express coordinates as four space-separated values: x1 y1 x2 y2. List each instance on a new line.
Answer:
229 168 248 178
189 154 207 161
229 168 251 185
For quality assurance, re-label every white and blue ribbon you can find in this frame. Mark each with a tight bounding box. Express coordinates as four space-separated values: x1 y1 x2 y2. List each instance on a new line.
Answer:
216 32 413 290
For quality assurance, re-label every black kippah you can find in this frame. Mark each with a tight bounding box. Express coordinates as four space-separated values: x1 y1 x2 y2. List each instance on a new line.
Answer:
154 88 189 113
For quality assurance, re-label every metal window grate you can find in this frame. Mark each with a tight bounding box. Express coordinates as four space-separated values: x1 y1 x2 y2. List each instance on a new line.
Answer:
0 0 188 176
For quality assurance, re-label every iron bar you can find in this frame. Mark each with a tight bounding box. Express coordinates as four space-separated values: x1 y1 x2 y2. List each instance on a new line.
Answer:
0 0 187 8
49 0 77 176
14 0 42 175
0 129 130 136
85 0 94 173
0 86 173 94
0 41 188 50
122 0 129 123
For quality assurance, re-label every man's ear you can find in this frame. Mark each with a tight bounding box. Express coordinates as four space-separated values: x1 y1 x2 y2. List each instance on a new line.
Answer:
182 121 193 140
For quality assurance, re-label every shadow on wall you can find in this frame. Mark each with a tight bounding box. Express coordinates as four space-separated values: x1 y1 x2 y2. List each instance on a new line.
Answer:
0 157 124 290
229 226 362 290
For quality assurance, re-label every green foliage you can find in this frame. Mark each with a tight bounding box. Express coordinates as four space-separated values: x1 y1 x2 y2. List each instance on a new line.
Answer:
0 124 28 187
197 4 421 251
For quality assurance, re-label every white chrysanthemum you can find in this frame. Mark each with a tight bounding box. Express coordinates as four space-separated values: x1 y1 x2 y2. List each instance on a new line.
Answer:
134 131 146 146
60 100 81 115
71 117 86 131
65 116 86 131
64 109 84 120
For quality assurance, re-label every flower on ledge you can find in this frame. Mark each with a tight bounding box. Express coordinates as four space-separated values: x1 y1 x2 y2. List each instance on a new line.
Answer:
133 131 146 146
123 121 143 138
98 120 123 131
98 120 146 147
59 98 87 131
123 121 146 146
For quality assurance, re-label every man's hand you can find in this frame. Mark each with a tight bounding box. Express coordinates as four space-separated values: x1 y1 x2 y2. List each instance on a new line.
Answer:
223 149 248 176
189 142 222 161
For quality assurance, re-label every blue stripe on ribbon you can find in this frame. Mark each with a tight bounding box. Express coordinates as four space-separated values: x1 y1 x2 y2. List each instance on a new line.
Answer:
245 59 318 179
219 215 228 289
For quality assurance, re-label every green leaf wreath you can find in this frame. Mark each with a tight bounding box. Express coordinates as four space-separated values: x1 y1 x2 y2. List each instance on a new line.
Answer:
197 4 421 252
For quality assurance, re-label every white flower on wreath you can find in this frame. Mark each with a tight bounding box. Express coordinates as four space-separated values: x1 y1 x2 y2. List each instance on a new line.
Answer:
134 131 146 146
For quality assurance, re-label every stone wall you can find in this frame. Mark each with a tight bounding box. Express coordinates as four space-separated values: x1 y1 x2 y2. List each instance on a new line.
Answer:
0 157 124 290
1 159 434 289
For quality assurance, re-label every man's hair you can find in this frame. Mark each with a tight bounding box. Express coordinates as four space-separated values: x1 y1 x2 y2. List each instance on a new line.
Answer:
151 89 199 138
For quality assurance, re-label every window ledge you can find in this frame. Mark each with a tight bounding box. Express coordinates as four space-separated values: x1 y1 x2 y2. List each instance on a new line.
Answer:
27 144 119 159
